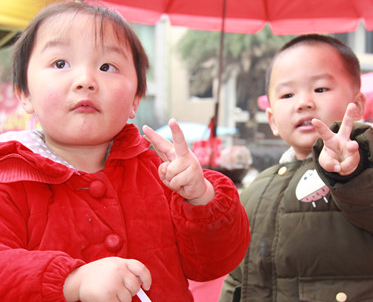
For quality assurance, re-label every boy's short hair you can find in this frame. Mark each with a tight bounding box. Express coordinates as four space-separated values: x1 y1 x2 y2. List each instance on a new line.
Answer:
265 34 361 95
13 1 149 97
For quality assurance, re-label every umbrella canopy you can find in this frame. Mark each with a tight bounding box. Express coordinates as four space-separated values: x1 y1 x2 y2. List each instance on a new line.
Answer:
106 0 373 138
106 0 373 35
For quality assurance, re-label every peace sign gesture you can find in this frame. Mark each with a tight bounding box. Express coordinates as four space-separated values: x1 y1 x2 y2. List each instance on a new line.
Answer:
312 103 361 175
143 118 215 205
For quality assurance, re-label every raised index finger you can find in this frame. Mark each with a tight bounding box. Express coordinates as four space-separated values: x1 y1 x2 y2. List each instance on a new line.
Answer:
142 124 173 161
312 118 334 142
338 102 357 139
168 118 189 158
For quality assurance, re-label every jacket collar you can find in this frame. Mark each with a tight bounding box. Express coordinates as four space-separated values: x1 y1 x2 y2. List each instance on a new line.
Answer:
108 123 150 161
279 147 312 164
0 123 150 183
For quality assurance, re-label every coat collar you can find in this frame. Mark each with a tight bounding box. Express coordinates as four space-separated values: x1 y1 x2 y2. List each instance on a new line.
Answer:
0 123 151 183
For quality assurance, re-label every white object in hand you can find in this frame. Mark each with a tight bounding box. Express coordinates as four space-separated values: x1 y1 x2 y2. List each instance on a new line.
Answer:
137 288 152 302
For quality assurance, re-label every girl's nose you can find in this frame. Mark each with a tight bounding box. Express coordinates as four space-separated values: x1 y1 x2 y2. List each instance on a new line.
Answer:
75 84 95 91
73 69 98 92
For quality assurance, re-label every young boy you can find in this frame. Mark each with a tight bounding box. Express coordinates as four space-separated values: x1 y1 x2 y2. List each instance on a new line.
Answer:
219 34 373 302
0 2 250 301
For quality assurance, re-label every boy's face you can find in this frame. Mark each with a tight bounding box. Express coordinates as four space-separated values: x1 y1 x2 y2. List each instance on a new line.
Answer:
18 12 140 149
266 43 365 160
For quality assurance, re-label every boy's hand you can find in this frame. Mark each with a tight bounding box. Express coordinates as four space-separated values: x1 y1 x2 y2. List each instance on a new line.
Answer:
312 103 360 175
143 118 215 205
63 257 151 302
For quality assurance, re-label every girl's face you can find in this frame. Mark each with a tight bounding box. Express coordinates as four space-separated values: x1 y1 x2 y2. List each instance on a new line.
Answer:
266 43 365 160
18 12 140 150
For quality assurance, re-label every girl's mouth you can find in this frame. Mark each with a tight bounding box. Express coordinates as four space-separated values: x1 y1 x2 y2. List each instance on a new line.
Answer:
72 100 100 113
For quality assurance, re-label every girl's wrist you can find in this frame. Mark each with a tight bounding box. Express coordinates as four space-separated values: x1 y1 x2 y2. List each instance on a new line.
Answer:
63 268 80 302
187 179 215 205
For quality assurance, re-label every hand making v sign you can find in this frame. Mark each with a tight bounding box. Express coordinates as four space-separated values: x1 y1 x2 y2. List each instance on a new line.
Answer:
312 103 361 175
143 118 215 205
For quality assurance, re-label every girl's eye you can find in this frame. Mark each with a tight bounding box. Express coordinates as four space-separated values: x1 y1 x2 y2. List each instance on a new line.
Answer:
100 63 118 72
315 87 329 93
54 60 70 69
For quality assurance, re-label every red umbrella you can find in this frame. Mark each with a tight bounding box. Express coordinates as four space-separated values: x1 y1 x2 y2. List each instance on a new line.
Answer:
104 0 373 167
105 0 373 34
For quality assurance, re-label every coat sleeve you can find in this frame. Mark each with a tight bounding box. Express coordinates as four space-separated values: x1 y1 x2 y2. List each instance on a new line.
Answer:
313 121 373 234
169 169 250 281
0 182 84 302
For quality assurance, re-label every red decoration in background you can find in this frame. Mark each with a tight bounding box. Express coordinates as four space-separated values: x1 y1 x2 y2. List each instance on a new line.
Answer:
192 117 221 168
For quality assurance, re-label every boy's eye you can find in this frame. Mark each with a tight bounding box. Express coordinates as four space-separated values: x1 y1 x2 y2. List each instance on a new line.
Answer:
54 60 70 69
280 93 294 99
315 87 329 93
100 63 118 72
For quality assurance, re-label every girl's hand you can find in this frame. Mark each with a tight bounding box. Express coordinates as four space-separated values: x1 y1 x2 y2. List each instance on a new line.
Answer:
312 103 360 175
63 257 151 302
143 118 215 205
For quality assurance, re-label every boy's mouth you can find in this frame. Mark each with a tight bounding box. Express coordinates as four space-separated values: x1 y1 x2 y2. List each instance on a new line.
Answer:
296 118 313 128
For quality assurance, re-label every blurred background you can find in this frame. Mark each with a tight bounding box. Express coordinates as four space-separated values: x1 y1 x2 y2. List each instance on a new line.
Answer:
2 0 373 184
3 1 373 301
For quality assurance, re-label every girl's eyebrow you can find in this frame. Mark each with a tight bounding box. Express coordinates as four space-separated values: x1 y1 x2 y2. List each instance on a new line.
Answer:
40 39 68 53
104 45 129 59
41 40 129 60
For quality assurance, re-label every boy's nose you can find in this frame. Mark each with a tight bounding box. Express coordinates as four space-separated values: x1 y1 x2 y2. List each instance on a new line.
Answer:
296 93 315 110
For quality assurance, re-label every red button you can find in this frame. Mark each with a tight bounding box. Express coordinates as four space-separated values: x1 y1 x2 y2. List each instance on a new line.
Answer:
104 234 123 252
89 180 106 198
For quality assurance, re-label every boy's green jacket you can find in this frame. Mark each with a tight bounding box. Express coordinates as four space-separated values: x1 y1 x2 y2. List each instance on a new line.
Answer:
220 122 373 302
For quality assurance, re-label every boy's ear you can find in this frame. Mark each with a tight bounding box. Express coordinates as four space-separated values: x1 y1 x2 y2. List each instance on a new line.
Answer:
15 87 34 114
266 107 280 136
129 95 141 119
353 91 366 120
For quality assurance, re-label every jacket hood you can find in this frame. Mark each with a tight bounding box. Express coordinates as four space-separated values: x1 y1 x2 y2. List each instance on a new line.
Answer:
0 123 151 183
109 123 150 160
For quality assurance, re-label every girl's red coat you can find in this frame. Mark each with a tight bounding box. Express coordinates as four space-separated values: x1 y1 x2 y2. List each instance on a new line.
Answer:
0 124 250 302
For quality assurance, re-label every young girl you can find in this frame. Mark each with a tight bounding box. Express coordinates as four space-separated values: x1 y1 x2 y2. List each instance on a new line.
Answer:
0 2 250 301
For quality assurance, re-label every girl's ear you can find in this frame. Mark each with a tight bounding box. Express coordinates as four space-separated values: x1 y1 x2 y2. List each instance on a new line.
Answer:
129 95 141 119
353 91 366 120
15 87 34 114
266 107 280 136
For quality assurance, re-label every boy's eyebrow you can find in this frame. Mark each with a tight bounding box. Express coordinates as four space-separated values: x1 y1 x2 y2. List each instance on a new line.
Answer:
309 73 336 82
274 81 293 93
275 73 336 91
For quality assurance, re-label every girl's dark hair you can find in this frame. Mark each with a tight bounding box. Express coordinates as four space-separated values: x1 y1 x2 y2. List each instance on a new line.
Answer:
265 34 361 95
13 1 149 97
